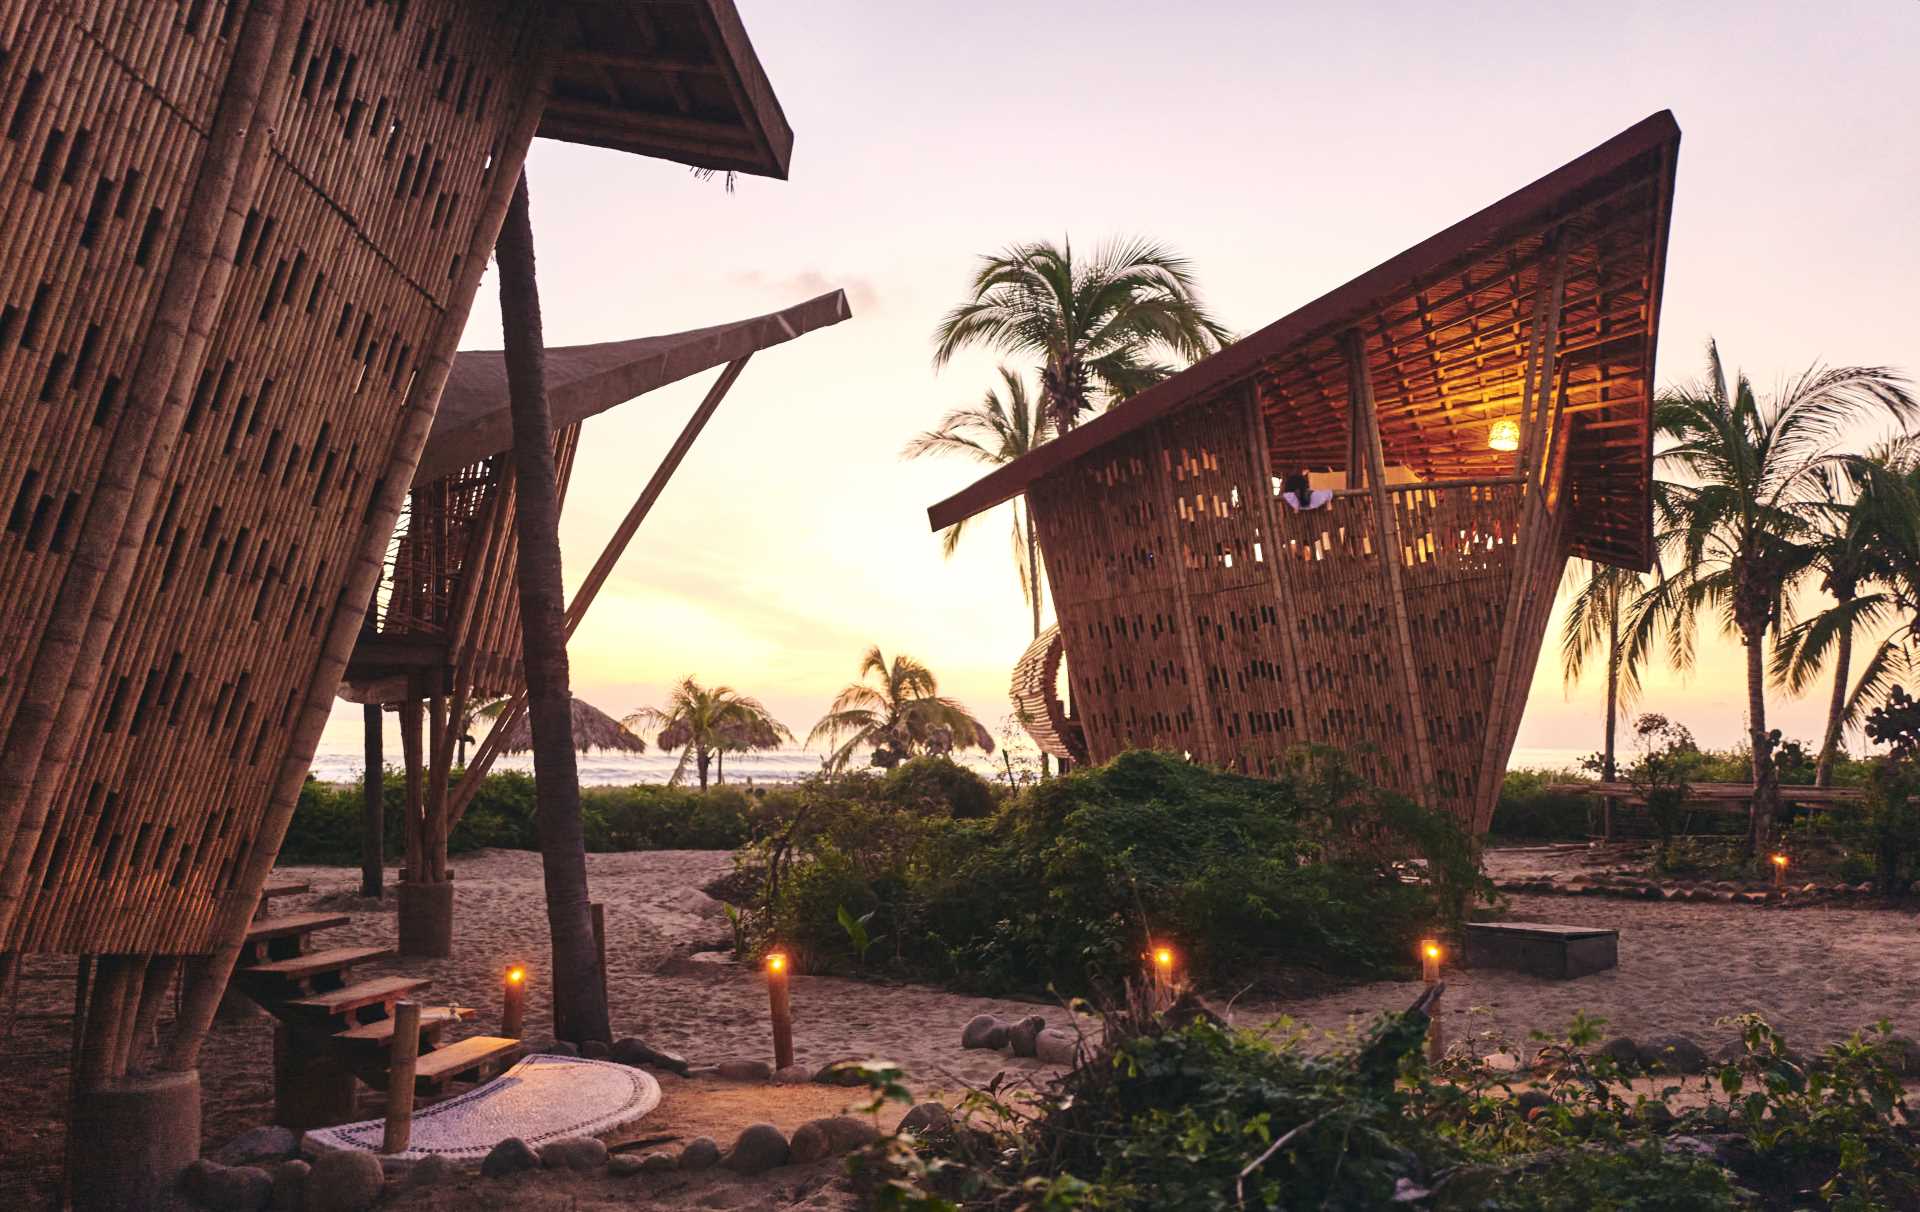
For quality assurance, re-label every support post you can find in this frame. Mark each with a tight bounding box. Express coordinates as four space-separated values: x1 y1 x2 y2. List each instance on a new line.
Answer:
382 1001 422 1154
362 703 383 899
503 965 526 1038
766 953 794 1070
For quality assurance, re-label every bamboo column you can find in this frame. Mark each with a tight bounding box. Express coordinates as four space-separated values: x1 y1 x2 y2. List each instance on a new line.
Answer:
362 703 383 898
381 1001 422 1154
495 169 610 1045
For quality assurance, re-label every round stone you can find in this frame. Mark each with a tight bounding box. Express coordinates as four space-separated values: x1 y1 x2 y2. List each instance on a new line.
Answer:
538 1136 609 1171
305 1149 384 1212
722 1122 790 1174
678 1136 721 1171
716 1058 773 1081
480 1137 541 1178
961 1014 1008 1050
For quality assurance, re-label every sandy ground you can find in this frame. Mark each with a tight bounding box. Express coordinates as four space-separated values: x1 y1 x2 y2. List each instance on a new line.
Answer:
5 843 1920 1209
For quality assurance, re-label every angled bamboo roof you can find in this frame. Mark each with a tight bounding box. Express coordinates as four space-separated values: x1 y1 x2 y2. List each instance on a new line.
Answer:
929 111 1680 570
544 0 794 178
415 289 851 482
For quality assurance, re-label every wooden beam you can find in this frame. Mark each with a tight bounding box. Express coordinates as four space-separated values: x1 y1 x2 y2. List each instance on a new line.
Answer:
561 49 723 76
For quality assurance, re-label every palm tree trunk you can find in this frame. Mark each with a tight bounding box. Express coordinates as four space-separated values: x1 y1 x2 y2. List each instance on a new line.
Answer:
496 172 608 1044
715 750 724 785
1816 616 1853 788
1023 497 1049 778
697 747 711 791
1602 599 1620 842
1744 626 1779 855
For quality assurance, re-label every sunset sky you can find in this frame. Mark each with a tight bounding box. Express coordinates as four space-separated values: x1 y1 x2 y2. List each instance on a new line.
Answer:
321 0 1920 766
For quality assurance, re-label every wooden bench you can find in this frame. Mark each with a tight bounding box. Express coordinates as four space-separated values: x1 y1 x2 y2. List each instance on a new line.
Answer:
1464 921 1617 980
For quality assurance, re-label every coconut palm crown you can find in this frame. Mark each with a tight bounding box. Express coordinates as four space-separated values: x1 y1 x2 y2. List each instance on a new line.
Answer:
903 367 1055 636
1629 340 1916 850
932 237 1232 432
626 677 791 790
809 646 993 771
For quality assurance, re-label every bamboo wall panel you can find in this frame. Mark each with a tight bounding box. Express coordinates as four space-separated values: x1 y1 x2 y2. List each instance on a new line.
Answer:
0 0 547 955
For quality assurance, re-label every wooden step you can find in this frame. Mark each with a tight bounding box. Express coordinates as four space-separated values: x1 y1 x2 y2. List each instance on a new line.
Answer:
259 879 311 901
414 1035 524 1088
239 946 394 982
244 912 348 943
333 1005 474 1043
287 975 430 1018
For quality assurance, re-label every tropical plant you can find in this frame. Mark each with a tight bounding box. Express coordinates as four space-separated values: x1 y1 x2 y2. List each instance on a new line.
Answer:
625 676 791 791
931 237 1232 432
1630 341 1916 853
808 646 992 771
903 367 1055 638
1774 440 1920 785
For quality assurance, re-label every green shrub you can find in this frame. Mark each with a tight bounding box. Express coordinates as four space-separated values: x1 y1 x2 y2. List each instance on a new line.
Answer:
1491 769 1594 839
864 1006 1920 1211
754 748 1489 993
278 771 752 864
881 756 997 819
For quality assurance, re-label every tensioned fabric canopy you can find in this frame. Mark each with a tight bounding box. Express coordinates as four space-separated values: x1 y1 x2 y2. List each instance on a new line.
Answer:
415 289 851 483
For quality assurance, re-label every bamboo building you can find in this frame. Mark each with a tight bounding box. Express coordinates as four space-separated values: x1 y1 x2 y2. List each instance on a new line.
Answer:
0 2 801 1205
934 113 1681 836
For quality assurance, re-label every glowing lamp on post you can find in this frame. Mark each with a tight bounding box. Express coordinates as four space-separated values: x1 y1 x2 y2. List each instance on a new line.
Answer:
502 964 526 1039
766 952 794 1070
1488 419 1520 453
1771 852 1788 889
1419 940 1445 1061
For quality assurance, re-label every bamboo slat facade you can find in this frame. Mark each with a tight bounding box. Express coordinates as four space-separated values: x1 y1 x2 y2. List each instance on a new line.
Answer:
932 113 1681 834
0 3 797 1143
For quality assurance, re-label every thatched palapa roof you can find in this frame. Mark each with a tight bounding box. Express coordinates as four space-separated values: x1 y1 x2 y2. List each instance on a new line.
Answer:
498 697 648 754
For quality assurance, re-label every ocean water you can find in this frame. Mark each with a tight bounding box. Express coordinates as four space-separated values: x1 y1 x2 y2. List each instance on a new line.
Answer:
305 739 1594 786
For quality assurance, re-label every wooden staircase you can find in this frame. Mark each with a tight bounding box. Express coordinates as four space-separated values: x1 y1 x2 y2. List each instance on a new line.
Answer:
228 881 524 1130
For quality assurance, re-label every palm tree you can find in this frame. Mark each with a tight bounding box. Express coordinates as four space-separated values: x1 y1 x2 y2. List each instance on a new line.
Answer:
1560 560 1649 833
1775 441 1920 785
625 678 791 790
809 646 994 771
496 173 609 1044
932 237 1231 432
903 367 1055 637
1632 341 1915 852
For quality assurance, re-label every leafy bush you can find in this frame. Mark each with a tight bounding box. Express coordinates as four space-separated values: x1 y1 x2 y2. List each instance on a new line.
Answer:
279 771 753 864
861 1001 1920 1211
751 749 1489 993
882 757 998 819
1491 769 1595 840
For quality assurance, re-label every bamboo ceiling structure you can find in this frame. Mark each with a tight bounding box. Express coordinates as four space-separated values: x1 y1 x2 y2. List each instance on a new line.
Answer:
339 291 850 913
931 113 1681 834
0 0 797 1168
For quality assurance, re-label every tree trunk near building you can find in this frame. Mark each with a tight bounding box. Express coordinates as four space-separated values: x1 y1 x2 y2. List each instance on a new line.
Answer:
1744 627 1779 855
496 172 609 1044
1601 596 1620 841
362 703 383 898
1816 618 1853 789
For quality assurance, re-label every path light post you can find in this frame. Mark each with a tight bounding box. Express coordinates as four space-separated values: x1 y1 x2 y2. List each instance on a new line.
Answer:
1421 939 1444 1062
767 951 794 1070
1771 853 1788 891
502 965 526 1038
1150 943 1179 1008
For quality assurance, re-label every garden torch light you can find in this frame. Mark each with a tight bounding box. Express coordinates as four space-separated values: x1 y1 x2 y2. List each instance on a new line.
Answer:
766 951 794 1070
502 964 526 1038
1421 939 1442 985
1771 852 1788 890
1420 940 1444 1061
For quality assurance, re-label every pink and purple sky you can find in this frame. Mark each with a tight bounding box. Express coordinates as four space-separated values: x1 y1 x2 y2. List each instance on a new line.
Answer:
322 0 1920 766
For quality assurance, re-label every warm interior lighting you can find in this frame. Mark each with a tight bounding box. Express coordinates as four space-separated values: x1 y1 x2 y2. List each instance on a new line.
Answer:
506 965 525 985
1487 419 1520 452
767 952 788 974
1153 946 1174 970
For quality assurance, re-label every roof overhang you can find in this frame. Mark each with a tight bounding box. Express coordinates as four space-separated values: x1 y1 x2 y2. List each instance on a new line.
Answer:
417 289 851 483
927 111 1680 568
543 0 794 179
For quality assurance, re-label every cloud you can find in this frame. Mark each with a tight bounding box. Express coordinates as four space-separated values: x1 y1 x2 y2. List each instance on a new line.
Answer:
729 268 879 315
